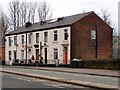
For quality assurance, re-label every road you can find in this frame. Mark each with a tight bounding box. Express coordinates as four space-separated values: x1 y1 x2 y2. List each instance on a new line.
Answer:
2 73 93 89
2 66 119 89
2 67 119 86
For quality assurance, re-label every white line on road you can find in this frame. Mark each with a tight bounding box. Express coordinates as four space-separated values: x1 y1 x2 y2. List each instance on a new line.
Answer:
43 83 65 88
11 76 31 82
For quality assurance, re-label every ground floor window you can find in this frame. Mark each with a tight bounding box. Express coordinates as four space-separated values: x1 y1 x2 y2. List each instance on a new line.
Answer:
54 49 58 59
9 51 11 60
21 50 24 60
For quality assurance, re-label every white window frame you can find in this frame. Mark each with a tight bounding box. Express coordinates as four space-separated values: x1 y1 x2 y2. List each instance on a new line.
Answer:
36 33 39 43
54 31 58 41
54 48 58 59
21 35 24 44
44 32 48 42
64 29 68 40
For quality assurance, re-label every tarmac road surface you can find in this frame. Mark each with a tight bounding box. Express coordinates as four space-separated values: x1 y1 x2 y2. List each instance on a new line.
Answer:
2 73 95 90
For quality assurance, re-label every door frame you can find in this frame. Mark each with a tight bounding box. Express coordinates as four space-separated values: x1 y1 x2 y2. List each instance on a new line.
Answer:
45 48 47 64
63 47 68 64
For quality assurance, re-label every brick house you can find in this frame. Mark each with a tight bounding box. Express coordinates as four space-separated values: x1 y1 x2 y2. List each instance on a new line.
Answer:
0 33 5 65
5 11 113 65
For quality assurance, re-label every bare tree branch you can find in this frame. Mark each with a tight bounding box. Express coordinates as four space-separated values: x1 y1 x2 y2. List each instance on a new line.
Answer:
37 1 52 22
100 9 111 26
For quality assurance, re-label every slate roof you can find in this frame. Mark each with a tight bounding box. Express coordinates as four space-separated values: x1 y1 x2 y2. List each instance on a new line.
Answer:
6 11 93 36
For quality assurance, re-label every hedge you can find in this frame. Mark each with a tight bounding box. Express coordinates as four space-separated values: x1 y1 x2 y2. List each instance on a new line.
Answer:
84 58 120 70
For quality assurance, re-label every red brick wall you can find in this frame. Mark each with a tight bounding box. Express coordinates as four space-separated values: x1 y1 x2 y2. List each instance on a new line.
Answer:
0 47 5 61
71 12 113 60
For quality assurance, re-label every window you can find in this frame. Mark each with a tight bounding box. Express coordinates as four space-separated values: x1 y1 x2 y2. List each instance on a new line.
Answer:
14 51 17 59
21 50 24 60
54 31 58 41
28 33 32 44
14 36 17 45
9 37 11 46
91 30 96 40
9 51 11 60
64 29 68 40
54 49 58 59
36 33 39 43
44 32 48 42
21 35 24 44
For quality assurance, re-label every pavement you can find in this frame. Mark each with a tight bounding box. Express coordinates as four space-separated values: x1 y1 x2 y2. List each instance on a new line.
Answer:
5 66 119 78
1 66 120 90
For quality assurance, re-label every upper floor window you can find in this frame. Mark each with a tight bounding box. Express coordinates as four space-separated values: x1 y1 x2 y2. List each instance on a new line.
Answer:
64 29 68 40
28 33 32 44
36 33 39 43
44 32 48 42
21 35 24 44
14 36 17 45
9 37 11 46
54 31 58 41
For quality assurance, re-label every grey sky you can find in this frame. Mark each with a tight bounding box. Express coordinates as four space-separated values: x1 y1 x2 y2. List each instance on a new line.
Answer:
0 0 119 30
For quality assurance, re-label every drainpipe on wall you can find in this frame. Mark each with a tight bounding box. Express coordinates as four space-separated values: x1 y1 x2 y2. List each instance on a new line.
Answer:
26 32 27 64
95 25 98 58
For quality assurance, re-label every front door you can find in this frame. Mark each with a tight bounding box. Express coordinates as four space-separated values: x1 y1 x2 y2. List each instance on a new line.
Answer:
45 48 47 64
14 51 17 60
36 49 39 60
63 47 68 64
14 51 18 63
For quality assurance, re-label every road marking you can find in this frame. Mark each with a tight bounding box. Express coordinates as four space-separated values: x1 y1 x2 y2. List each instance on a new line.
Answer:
43 83 65 88
11 76 31 82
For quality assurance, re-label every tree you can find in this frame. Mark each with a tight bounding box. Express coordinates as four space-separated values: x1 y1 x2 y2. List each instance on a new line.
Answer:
37 1 52 22
0 11 8 46
100 9 111 26
8 1 52 30
19 2 27 26
99 9 118 58
30 2 38 23
8 0 20 30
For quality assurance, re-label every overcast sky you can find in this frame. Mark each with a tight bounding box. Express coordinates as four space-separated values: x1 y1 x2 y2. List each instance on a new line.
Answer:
0 0 119 30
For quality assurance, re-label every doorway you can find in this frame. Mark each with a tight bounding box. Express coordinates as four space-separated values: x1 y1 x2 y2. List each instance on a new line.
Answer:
36 49 39 60
14 51 18 63
63 47 68 64
14 51 17 60
45 48 47 64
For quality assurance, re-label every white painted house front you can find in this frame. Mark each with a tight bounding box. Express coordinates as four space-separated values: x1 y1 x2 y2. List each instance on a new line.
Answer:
5 24 71 65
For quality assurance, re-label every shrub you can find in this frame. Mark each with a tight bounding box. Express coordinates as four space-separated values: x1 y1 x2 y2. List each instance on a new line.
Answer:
84 58 120 70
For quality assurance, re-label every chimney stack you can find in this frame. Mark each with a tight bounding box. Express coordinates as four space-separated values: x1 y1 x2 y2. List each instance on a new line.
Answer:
26 22 32 28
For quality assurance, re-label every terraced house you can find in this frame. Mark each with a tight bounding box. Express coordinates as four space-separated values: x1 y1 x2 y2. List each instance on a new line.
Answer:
5 11 113 65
